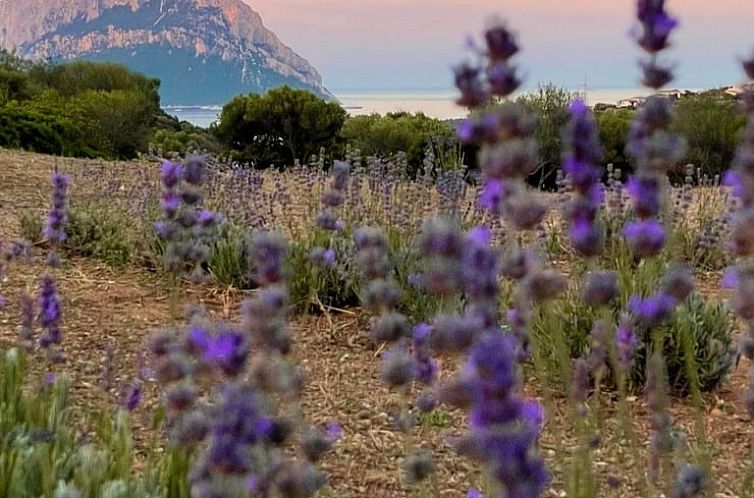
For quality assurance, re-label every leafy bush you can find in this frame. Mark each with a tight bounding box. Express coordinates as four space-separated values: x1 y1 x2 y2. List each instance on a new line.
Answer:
208 223 250 289
633 293 736 393
341 112 455 178
672 91 746 179
0 105 67 156
516 84 576 189
212 86 347 168
65 203 136 267
596 108 634 173
287 229 360 312
532 279 735 395
18 211 44 243
0 348 166 497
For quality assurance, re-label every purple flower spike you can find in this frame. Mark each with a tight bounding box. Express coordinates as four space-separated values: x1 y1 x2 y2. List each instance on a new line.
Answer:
636 0 679 54
309 247 336 268
325 421 343 440
626 175 661 219
201 329 249 377
623 220 666 258
43 173 70 247
744 51 754 80
468 489 484 498
454 62 487 108
38 274 62 348
161 160 183 189
629 293 677 326
124 380 142 411
484 20 519 61
615 318 638 370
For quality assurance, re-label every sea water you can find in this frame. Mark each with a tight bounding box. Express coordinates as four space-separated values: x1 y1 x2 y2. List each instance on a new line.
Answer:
164 87 673 128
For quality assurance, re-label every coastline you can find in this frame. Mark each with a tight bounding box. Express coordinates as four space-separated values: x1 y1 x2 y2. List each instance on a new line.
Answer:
166 87 705 128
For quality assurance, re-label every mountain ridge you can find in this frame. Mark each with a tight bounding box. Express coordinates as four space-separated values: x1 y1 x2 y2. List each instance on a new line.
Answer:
0 0 334 105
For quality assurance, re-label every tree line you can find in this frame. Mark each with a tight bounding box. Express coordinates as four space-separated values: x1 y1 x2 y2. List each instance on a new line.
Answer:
0 49 747 179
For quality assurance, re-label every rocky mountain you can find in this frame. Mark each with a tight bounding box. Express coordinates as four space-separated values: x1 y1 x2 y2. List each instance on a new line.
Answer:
0 0 334 104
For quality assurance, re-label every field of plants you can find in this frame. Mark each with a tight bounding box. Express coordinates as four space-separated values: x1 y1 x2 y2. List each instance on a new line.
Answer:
2 3 754 498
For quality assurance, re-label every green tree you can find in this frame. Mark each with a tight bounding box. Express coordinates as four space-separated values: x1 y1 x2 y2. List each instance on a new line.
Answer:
672 91 746 179
596 108 634 174
29 61 161 109
212 86 347 168
516 83 576 188
71 89 155 159
341 112 454 177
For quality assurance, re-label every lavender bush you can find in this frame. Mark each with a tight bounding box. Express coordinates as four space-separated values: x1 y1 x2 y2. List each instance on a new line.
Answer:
1 1 753 497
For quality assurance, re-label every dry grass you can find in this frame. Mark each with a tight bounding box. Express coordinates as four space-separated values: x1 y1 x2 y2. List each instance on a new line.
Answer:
0 148 751 497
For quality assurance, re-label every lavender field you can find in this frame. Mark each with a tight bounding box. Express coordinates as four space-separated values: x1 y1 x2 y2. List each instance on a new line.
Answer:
1 3 754 498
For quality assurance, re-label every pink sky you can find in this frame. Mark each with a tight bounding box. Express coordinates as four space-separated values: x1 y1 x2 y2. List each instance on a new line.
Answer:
248 0 754 91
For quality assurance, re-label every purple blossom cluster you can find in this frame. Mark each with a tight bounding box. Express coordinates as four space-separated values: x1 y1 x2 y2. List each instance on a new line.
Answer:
156 156 223 280
148 228 337 497
562 99 606 257
315 160 350 232
451 333 550 497
43 172 70 266
454 20 546 231
311 161 350 267
401 217 549 495
724 53 754 418
38 274 63 363
623 2 685 262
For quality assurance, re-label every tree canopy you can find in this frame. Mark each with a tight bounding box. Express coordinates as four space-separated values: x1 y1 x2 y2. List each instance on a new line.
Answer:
212 86 347 168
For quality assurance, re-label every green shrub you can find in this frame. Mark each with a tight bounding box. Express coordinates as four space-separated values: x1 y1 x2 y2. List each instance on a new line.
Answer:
208 224 250 288
532 281 735 395
287 229 360 312
18 211 44 243
633 293 736 393
212 86 347 167
341 112 454 178
65 203 135 267
0 348 167 497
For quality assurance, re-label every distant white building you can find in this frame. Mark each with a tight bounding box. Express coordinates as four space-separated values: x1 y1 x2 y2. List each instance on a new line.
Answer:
725 83 754 98
616 96 647 108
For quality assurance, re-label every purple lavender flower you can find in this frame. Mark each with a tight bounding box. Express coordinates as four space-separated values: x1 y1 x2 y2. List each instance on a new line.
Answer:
380 342 418 388
412 323 438 385
42 172 70 250
461 226 500 304
182 155 205 186
454 62 486 107
250 232 288 286
37 275 62 347
459 332 550 497
629 292 677 326
161 160 183 189
670 463 707 498
744 51 754 80
615 318 638 370
309 247 336 268
202 329 249 377
582 271 618 307
562 99 606 257
626 175 662 218
623 220 666 258
123 380 142 411
636 0 679 54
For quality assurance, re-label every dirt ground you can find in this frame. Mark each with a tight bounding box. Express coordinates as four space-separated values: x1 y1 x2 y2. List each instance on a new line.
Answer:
0 149 752 498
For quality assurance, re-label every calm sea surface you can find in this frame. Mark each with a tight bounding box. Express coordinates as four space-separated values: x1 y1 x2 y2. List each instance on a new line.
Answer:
165 88 672 128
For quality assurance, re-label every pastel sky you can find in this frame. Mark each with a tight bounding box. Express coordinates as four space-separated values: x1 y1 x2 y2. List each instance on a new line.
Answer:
248 0 754 92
